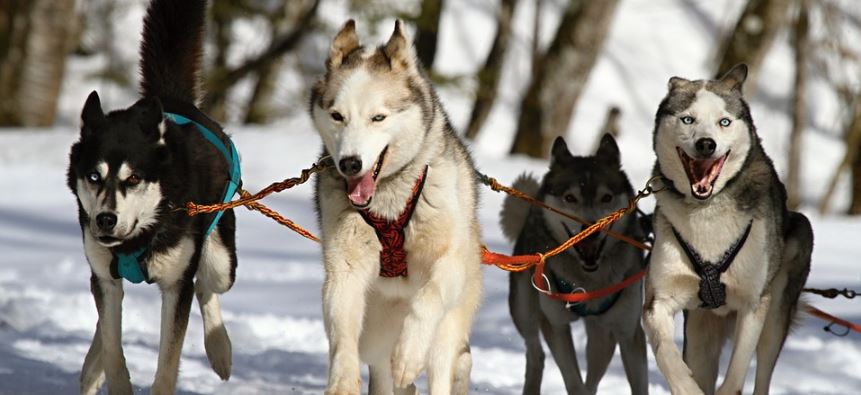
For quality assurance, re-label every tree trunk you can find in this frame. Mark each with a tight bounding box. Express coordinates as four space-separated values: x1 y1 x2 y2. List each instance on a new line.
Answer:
714 0 790 88
413 0 444 70
818 96 861 215
786 0 809 210
244 2 294 125
852 137 861 214
593 106 621 152
0 0 77 127
464 0 518 140
510 0 620 158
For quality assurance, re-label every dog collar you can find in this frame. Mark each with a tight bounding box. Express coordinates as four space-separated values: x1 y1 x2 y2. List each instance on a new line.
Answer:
672 220 753 309
358 165 429 278
110 101 241 284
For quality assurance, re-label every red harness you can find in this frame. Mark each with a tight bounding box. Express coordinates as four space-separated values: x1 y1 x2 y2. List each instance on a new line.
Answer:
358 166 429 278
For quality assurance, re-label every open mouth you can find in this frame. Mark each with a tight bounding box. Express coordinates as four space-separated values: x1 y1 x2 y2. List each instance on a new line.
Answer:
676 147 729 200
562 222 606 272
345 146 388 208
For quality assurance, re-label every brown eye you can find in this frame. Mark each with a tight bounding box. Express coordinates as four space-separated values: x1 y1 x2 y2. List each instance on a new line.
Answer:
564 194 577 204
601 193 613 203
126 174 141 186
331 111 344 122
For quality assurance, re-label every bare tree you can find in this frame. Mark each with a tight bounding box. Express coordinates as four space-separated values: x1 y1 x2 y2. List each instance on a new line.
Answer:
714 0 790 88
786 0 809 210
0 0 78 127
412 0 444 70
593 106 621 152
464 0 518 140
510 0 620 158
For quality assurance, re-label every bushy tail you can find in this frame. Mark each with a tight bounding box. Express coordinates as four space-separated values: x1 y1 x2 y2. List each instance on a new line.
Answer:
139 0 207 103
499 173 541 242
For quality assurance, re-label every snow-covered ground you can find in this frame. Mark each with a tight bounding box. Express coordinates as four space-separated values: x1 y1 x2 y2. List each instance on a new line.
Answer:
2 0 861 393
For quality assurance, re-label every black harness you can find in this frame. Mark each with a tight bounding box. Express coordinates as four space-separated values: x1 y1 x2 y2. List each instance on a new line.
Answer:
671 221 753 309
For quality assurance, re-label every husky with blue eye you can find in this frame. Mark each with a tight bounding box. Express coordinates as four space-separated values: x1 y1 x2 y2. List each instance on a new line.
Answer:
501 134 649 395
643 64 813 395
67 0 238 393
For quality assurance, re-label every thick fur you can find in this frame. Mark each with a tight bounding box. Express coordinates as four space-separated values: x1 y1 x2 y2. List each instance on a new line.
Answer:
642 64 813 395
501 135 649 395
67 0 237 393
311 20 482 395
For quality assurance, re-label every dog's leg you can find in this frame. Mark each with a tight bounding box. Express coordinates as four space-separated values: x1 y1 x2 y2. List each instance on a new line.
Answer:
324 262 374 395
426 314 471 394
540 319 587 394
584 319 617 393
618 321 649 395
195 280 231 380
81 274 106 395
644 295 704 395
752 283 785 395
450 345 472 395
509 270 545 395
151 278 195 394
93 276 134 394
716 293 770 395
683 310 728 395
369 362 418 395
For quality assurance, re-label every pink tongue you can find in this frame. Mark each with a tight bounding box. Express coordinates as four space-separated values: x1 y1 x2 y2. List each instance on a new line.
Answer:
346 171 376 206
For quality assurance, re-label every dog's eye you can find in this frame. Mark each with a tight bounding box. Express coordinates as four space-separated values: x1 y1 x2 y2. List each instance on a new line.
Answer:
87 171 101 184
371 114 387 122
719 117 732 127
126 174 142 186
564 194 578 204
330 111 344 122
680 116 695 125
600 193 613 203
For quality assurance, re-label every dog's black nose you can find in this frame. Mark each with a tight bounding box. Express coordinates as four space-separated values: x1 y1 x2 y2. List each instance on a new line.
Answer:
339 156 363 176
695 138 716 157
96 213 117 231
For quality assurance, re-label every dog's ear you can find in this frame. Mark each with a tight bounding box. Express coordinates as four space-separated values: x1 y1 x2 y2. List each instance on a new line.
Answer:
596 133 621 168
81 91 104 134
328 20 359 70
134 96 164 141
550 136 572 167
383 20 416 72
715 63 748 93
668 76 691 92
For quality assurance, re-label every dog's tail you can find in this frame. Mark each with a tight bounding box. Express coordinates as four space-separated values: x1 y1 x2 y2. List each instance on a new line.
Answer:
139 0 207 103
499 173 540 243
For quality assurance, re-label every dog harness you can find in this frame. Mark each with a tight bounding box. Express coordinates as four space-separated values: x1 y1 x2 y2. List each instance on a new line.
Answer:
671 221 753 309
554 276 621 317
358 165 428 278
111 102 241 284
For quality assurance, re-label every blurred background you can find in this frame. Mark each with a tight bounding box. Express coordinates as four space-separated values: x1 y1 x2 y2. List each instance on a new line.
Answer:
1 0 860 394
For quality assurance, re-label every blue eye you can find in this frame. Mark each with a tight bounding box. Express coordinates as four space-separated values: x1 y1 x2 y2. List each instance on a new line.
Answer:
87 171 101 183
680 116 695 125
719 118 732 127
371 114 386 122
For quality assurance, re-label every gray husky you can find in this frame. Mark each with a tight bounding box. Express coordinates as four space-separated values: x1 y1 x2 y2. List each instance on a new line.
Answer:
501 134 649 395
642 64 813 395
310 20 482 394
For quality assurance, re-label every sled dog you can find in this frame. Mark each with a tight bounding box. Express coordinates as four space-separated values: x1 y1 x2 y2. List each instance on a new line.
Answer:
642 64 813 395
67 0 237 393
310 20 483 395
502 134 649 394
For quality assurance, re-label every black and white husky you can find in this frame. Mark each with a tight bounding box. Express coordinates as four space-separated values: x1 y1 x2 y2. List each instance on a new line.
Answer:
67 0 238 393
643 64 813 395
501 134 649 394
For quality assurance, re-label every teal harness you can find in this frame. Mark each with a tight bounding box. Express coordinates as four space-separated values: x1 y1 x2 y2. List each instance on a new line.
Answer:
112 109 241 284
554 276 621 317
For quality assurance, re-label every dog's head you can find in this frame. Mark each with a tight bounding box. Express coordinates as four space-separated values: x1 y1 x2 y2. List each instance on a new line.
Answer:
541 134 634 272
653 64 754 201
310 20 433 208
68 91 168 247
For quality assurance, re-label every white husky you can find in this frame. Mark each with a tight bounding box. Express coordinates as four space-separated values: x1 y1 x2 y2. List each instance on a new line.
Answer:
310 20 483 395
643 64 813 395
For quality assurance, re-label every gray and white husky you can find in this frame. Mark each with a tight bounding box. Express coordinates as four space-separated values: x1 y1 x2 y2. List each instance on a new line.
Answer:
310 20 483 394
501 134 649 395
643 64 813 395
67 0 236 393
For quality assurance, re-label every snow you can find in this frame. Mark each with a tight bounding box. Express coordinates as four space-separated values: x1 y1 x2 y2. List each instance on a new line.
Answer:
1 0 860 394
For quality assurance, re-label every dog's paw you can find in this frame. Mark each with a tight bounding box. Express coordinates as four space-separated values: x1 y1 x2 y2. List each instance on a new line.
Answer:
150 377 177 395
715 384 742 395
204 325 232 380
324 378 361 395
671 378 705 395
391 338 427 389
